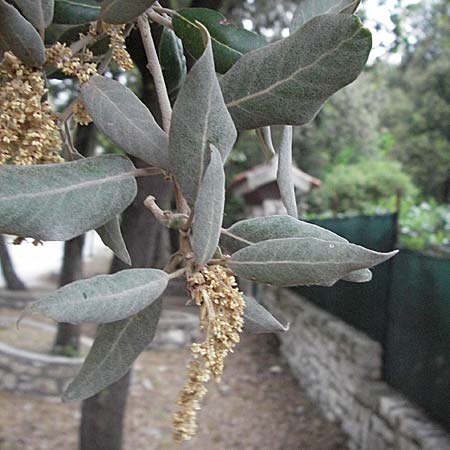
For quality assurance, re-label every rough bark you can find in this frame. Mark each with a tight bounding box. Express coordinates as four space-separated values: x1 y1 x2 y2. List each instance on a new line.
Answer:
79 373 131 450
0 234 27 290
53 124 96 354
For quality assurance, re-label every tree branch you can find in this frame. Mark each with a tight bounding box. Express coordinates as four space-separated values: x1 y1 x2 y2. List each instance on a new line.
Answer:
137 15 173 133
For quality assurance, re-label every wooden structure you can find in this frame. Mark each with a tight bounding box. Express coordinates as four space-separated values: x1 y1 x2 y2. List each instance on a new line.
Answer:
229 156 320 216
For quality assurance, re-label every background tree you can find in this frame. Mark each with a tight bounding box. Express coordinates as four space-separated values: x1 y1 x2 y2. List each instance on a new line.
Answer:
0 235 26 291
381 0 450 201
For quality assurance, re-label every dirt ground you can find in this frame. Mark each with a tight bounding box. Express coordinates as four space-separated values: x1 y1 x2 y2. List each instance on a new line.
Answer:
0 307 347 450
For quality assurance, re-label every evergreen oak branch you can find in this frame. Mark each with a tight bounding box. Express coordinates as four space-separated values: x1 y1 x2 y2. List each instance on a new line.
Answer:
137 14 172 133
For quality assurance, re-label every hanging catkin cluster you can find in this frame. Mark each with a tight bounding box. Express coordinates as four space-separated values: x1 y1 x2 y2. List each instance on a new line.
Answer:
45 42 98 126
173 265 245 442
0 52 62 165
103 23 134 71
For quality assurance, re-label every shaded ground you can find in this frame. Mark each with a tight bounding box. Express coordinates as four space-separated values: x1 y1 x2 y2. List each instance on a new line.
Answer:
0 305 347 450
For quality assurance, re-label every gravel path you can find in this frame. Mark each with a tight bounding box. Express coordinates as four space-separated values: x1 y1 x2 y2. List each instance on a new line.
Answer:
0 327 347 450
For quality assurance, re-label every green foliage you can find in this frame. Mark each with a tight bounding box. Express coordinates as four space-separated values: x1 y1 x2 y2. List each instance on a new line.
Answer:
100 0 156 24
158 28 186 95
0 1 399 428
63 299 162 402
308 159 417 214
14 0 54 30
221 14 372 130
191 145 225 264
0 0 45 66
229 237 396 287
24 269 169 324
243 296 288 334
96 218 131 266
380 0 450 201
221 214 373 283
221 214 351 253
172 8 266 74
52 0 99 25
82 76 170 170
169 28 236 205
398 199 450 250
306 195 450 252
0 155 137 241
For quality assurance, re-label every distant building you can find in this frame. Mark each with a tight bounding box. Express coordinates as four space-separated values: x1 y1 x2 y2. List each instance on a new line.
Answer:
229 156 321 217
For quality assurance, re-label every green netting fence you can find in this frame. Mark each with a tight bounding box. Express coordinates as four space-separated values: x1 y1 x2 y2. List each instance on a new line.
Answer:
295 213 450 429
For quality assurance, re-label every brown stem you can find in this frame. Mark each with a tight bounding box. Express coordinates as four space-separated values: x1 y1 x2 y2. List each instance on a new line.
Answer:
168 267 187 279
133 167 164 177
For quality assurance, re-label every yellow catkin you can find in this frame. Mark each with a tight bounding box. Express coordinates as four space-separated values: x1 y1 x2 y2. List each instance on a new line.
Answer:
0 52 63 165
173 265 245 442
103 23 134 71
45 42 97 125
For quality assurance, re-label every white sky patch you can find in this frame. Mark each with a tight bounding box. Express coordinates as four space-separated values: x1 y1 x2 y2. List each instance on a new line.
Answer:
365 0 421 63
242 18 253 30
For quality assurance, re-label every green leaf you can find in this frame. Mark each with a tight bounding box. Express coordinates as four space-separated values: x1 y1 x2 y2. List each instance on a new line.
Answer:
100 0 156 24
228 237 398 287
291 0 361 33
169 25 236 205
0 155 137 241
191 145 225 264
24 269 168 324
158 28 187 95
63 299 162 402
221 215 373 283
81 76 169 170
53 0 100 25
220 14 371 130
172 8 267 74
44 23 73 45
277 126 298 218
0 0 45 67
243 296 288 334
221 215 349 254
96 217 131 266
14 0 54 30
341 268 372 283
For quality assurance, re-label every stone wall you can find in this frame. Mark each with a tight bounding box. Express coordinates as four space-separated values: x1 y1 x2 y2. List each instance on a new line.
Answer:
261 288 450 450
0 288 43 309
0 318 91 398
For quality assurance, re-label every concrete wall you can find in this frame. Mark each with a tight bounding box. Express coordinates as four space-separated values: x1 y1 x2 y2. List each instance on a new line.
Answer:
261 288 450 450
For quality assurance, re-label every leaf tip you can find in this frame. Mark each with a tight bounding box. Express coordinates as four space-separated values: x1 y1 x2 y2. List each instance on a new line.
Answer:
195 20 210 48
16 304 35 329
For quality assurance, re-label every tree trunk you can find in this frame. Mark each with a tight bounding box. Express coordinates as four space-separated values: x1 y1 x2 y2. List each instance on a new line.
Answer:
79 170 172 450
79 373 131 450
53 124 96 354
0 234 26 290
53 234 85 353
